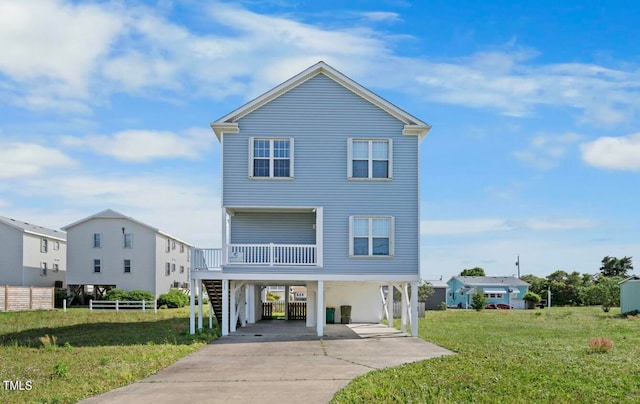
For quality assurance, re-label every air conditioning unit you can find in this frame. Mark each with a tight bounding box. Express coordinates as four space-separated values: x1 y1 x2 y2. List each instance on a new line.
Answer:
228 251 244 263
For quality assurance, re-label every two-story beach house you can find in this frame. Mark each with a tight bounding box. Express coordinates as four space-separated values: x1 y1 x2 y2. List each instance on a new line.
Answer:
0 215 66 287
190 62 430 337
62 209 191 300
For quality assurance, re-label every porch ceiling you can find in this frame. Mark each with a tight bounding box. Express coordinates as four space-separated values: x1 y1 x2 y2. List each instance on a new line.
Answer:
226 206 317 214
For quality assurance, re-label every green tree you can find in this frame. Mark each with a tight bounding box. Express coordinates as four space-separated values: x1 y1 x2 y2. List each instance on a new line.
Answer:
583 276 622 312
460 267 485 277
471 292 487 311
545 270 584 306
520 274 545 295
418 281 434 302
600 256 633 278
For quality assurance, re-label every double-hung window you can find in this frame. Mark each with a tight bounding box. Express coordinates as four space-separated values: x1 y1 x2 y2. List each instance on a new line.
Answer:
124 259 132 273
348 139 392 179
249 138 294 178
165 262 171 276
93 233 102 248
40 262 47 276
53 263 59 272
93 259 101 273
124 233 133 249
349 216 394 257
41 238 48 253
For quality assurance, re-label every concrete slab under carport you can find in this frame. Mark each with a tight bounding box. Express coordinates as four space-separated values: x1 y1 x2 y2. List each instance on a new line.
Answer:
81 321 454 404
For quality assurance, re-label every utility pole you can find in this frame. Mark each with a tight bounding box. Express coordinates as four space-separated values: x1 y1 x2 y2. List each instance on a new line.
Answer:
515 255 520 278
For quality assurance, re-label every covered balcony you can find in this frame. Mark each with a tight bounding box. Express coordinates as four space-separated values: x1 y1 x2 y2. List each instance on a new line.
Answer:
223 206 322 267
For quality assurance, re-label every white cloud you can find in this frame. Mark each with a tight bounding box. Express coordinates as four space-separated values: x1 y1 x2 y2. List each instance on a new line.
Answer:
580 133 640 171
16 174 221 247
0 0 123 100
0 142 75 179
60 127 215 162
513 132 582 170
421 217 591 235
361 12 401 23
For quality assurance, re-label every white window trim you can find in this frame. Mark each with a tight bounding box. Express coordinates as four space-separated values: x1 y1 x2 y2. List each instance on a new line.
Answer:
123 233 133 249
165 262 171 276
41 238 48 253
347 138 393 180
93 233 102 248
40 262 47 276
248 137 294 179
93 259 101 273
124 259 132 274
53 241 60 251
348 216 395 257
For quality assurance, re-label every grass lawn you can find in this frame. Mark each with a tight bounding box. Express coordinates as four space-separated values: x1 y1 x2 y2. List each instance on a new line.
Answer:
333 307 640 403
0 307 218 403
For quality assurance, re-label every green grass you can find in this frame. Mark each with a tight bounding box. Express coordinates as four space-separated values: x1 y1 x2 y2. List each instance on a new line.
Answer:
333 307 640 403
0 307 218 403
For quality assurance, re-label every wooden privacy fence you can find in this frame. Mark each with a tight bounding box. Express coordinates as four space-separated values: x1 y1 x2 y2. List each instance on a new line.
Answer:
89 299 157 313
262 301 307 320
393 301 426 318
0 285 54 312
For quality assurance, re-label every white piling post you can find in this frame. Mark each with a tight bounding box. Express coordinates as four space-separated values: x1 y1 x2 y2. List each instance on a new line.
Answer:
142 300 146 312
89 299 93 312
154 298 157 313
63 299 67 312
116 300 119 312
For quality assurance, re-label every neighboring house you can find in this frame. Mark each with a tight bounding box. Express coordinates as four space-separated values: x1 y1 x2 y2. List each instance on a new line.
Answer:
620 276 640 314
447 276 530 309
291 286 307 301
62 209 191 299
423 280 447 310
0 215 66 287
191 61 430 337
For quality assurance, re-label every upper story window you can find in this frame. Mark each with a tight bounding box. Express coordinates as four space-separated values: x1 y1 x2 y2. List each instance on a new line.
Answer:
348 139 392 180
249 138 294 179
166 239 171 253
165 262 171 276
53 241 60 251
123 233 133 249
53 263 59 272
93 233 102 248
124 259 132 273
40 262 47 276
41 238 48 253
93 259 101 273
349 216 394 257
180 244 184 253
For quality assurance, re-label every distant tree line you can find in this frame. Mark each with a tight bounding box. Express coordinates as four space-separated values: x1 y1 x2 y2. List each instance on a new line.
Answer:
520 256 633 311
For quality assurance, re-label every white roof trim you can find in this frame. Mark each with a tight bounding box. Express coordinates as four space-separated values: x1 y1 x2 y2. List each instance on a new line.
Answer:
210 61 431 140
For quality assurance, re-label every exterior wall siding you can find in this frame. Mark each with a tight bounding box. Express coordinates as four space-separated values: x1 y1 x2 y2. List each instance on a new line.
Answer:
154 233 190 298
0 224 24 286
223 73 419 277
22 233 66 288
230 212 316 244
621 280 640 314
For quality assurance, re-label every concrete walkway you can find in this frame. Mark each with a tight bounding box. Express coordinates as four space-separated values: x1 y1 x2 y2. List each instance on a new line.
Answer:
81 321 453 404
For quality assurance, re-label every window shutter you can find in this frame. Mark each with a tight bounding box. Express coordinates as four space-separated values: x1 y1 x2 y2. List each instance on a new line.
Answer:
389 216 395 256
387 139 393 179
248 137 254 178
289 138 295 178
348 216 354 256
347 138 353 178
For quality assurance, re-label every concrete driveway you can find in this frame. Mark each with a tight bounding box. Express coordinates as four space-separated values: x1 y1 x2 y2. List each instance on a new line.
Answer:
81 321 453 404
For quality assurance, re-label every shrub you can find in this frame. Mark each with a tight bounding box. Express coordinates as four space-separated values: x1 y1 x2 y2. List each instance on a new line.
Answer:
53 361 70 378
125 289 154 302
471 293 487 311
158 289 189 308
523 292 542 303
103 288 128 301
588 336 614 353
437 301 447 311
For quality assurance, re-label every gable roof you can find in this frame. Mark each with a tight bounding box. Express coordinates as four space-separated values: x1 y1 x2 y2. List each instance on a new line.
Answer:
449 276 530 287
210 61 431 140
62 209 191 246
0 215 66 241
620 275 640 284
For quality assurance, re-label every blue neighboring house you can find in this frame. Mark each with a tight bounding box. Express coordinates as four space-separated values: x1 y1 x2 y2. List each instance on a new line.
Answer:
189 62 431 337
447 276 530 309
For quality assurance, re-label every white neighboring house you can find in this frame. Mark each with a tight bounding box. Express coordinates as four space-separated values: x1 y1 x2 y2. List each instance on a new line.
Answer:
62 209 191 299
0 215 66 287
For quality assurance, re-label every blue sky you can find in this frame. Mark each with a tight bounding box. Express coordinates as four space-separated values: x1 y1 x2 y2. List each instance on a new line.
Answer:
1 0 639 280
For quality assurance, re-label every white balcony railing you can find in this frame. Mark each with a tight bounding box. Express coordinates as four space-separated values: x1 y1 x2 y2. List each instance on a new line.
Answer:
227 243 317 266
192 248 222 270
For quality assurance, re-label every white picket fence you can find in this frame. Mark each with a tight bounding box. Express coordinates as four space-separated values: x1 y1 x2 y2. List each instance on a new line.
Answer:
89 299 157 313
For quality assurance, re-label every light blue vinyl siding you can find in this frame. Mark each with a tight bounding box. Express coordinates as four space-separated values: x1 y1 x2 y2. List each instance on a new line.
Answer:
222 73 419 276
230 212 316 244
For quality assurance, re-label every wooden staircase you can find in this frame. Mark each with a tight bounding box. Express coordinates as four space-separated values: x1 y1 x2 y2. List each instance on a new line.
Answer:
202 280 223 326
